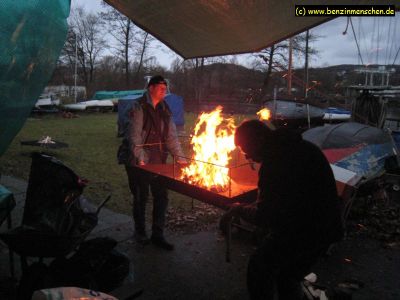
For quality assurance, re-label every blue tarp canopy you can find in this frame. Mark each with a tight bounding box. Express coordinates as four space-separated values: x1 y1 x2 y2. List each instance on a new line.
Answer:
117 93 184 137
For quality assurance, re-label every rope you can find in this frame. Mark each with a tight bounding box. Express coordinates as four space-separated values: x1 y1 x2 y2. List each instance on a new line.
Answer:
375 18 380 64
392 46 400 66
352 92 387 128
385 18 393 65
350 18 364 66
389 17 398 65
342 17 350 35
371 18 377 64
358 18 371 64
357 18 364 65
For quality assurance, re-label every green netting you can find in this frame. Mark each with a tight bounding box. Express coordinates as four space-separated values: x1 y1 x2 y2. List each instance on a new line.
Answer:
0 0 70 156
93 90 146 100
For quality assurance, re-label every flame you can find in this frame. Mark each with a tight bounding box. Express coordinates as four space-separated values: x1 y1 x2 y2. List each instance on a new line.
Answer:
257 108 271 121
181 106 236 191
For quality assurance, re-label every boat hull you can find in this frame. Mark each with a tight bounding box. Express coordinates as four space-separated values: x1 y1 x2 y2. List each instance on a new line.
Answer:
264 99 325 129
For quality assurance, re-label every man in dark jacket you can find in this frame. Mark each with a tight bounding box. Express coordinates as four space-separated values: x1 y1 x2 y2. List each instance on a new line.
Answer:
118 75 185 251
231 120 344 299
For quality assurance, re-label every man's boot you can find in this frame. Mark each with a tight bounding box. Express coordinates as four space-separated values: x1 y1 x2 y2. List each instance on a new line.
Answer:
151 235 174 251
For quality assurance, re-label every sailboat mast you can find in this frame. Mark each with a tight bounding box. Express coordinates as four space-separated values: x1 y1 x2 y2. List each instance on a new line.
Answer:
74 34 78 103
304 30 309 99
288 37 293 96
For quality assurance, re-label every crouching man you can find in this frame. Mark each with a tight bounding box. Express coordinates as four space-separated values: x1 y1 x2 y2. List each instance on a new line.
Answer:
226 120 344 299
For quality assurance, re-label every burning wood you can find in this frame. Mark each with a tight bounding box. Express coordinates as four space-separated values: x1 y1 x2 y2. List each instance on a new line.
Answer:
181 106 236 192
134 105 259 208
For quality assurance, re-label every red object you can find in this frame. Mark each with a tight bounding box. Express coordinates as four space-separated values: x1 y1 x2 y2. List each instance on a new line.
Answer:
323 144 364 163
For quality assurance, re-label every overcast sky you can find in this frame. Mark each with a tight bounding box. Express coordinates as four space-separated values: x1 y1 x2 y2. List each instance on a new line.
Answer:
71 0 400 70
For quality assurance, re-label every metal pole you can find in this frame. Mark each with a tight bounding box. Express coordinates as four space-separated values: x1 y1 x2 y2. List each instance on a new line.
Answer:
74 33 78 103
304 30 309 99
226 219 232 263
288 37 293 96
173 155 175 179
273 85 277 121
228 167 231 198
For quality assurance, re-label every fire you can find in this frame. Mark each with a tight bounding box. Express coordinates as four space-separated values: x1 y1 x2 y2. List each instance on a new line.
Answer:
257 108 271 121
181 106 236 191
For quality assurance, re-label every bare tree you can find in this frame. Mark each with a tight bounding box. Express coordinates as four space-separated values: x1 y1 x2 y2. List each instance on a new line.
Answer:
252 31 320 101
133 31 151 81
100 4 134 88
58 28 78 78
96 55 125 90
68 7 107 94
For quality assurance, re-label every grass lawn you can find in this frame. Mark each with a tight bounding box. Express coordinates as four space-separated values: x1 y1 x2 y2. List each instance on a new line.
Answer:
0 111 253 218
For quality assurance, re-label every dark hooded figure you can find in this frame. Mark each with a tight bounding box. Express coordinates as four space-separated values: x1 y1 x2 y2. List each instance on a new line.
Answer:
231 119 344 300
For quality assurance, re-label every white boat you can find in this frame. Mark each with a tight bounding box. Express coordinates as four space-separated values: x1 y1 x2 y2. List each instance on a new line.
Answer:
61 100 114 112
80 100 114 111
323 113 351 122
323 107 351 123
34 94 60 108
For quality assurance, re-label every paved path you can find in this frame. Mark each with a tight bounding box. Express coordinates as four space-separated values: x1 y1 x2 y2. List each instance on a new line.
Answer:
0 175 251 300
1 175 400 300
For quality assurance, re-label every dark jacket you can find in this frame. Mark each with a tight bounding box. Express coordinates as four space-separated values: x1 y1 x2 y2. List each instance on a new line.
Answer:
118 92 184 165
255 129 343 246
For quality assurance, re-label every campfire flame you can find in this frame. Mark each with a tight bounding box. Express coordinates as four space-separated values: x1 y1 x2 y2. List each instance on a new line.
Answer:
256 108 271 121
181 106 236 191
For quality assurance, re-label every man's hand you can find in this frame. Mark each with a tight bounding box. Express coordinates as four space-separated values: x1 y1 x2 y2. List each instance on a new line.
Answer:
138 160 145 166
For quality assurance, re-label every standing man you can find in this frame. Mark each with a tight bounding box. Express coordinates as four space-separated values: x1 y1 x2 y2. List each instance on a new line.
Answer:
118 75 185 251
230 120 344 299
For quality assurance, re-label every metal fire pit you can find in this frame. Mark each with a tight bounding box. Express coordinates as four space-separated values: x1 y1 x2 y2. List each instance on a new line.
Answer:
133 163 258 210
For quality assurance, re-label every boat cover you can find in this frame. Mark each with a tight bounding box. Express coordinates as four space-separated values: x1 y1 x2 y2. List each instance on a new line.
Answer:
303 122 398 179
93 90 145 100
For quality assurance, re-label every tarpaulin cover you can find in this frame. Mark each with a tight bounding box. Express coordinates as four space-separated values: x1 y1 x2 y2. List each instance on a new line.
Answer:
104 0 398 59
303 122 398 179
325 107 352 115
264 99 325 120
0 0 69 156
93 89 145 100
117 93 185 137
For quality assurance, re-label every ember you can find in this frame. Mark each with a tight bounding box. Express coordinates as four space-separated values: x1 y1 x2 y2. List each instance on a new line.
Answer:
256 108 271 121
181 106 236 192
